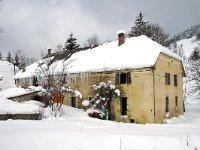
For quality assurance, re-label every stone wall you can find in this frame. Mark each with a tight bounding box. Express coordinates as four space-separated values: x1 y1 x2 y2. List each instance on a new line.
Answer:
8 91 39 102
0 113 42 120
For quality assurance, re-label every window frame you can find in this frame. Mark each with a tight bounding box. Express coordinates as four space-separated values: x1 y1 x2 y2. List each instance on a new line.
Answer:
175 96 178 107
115 72 131 85
174 74 178 86
165 97 169 113
165 73 170 85
120 97 127 116
71 97 76 108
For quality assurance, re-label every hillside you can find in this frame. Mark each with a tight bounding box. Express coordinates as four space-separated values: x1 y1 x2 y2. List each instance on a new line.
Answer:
170 24 200 43
176 37 200 58
0 61 16 91
175 37 200 103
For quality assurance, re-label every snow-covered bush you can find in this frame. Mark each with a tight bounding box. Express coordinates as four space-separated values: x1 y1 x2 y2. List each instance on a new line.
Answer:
82 81 120 120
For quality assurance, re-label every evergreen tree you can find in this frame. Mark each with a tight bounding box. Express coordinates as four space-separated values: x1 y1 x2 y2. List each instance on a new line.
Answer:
196 32 200 40
14 53 20 66
64 33 80 52
190 46 200 61
128 12 149 37
6 52 13 63
128 12 170 46
0 51 3 60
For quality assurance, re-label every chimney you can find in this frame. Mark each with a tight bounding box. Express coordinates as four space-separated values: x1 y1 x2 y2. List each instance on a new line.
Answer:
117 30 126 46
47 47 51 56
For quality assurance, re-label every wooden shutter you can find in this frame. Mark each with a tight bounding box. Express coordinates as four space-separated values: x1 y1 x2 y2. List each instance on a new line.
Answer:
127 72 132 84
115 73 119 85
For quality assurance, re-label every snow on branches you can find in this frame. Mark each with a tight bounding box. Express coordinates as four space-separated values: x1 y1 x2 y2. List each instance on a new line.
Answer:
82 81 120 119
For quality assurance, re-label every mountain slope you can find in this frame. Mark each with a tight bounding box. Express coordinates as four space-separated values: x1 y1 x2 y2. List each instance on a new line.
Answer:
171 24 200 43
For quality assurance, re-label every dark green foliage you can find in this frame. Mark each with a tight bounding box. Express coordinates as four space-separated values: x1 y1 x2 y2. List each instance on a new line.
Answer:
196 32 200 40
128 12 149 37
6 52 13 63
190 47 200 61
64 33 80 52
128 12 170 47
170 24 200 43
0 51 3 60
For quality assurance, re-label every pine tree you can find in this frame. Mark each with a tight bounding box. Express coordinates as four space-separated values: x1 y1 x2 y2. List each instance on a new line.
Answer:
14 53 20 66
64 33 80 52
6 52 13 63
190 46 200 61
0 51 3 60
128 12 170 46
128 12 149 37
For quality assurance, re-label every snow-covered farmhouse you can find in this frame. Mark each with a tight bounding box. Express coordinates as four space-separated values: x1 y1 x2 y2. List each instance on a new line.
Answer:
14 31 185 124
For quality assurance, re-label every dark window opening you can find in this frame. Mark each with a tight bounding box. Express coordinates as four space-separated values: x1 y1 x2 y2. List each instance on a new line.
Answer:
115 72 131 85
174 75 178 86
71 97 76 108
130 119 135 123
121 97 127 116
175 97 178 107
165 73 170 85
120 73 127 84
165 97 169 112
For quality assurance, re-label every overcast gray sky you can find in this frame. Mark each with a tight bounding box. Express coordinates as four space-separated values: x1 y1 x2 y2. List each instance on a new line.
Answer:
0 0 200 59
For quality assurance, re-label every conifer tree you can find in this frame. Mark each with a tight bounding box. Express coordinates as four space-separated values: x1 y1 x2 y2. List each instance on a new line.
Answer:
14 53 20 66
64 33 80 53
6 52 13 63
128 12 149 37
128 12 170 46
0 51 3 60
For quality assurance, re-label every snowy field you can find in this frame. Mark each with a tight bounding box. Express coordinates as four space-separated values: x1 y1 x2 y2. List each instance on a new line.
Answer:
0 102 200 150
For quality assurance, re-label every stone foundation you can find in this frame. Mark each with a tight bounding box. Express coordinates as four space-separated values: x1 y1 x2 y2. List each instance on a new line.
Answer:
0 113 42 120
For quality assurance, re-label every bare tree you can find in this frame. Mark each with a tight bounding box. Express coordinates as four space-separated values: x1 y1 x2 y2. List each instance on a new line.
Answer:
84 34 101 48
36 57 80 117
13 50 26 68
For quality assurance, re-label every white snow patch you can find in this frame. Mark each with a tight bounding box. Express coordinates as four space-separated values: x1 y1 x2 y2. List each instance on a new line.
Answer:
14 36 182 79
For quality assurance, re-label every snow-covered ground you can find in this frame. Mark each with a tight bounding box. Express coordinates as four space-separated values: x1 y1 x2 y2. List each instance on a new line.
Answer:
0 98 200 150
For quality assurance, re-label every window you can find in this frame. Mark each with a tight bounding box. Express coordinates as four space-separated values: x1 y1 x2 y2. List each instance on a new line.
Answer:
115 72 131 85
175 97 178 107
120 97 127 116
71 97 76 108
174 75 178 86
165 73 170 85
165 97 169 112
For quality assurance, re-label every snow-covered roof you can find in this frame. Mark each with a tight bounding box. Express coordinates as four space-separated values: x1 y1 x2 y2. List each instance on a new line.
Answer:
14 35 182 79
68 35 182 73
116 30 126 34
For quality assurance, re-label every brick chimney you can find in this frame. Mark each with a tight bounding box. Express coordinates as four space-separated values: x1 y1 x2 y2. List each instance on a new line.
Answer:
117 30 126 46
47 48 51 56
